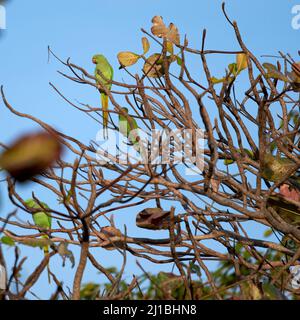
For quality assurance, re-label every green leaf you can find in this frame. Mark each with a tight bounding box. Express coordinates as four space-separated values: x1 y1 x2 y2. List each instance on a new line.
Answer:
262 63 289 82
228 63 238 76
1 236 15 246
223 158 235 165
263 229 273 238
176 56 182 66
211 76 226 84
166 41 174 55
211 75 234 85
80 283 100 300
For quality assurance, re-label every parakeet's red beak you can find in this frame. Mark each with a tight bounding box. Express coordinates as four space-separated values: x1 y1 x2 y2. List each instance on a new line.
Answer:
92 58 97 64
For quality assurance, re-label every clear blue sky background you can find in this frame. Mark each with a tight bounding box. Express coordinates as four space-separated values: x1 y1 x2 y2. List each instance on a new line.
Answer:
0 0 299 299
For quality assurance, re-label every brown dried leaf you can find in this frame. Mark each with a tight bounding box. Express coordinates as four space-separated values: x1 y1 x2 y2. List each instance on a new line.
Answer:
151 16 180 45
136 208 181 230
98 226 123 250
143 53 164 78
167 23 180 45
151 16 169 38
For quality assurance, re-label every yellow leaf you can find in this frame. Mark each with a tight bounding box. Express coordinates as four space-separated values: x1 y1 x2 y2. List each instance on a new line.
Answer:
263 228 273 238
223 158 235 165
117 51 140 67
236 53 248 72
211 76 226 84
165 41 174 55
141 37 150 55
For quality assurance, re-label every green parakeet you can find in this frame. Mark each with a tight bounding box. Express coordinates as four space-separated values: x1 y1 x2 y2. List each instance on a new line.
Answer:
25 199 52 282
266 194 300 226
118 107 140 150
262 153 300 190
92 54 114 139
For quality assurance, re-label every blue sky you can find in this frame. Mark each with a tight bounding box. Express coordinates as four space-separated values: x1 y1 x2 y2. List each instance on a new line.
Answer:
0 0 300 299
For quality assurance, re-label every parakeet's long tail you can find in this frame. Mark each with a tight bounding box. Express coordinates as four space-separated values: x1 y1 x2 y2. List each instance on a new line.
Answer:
101 93 109 139
41 234 51 284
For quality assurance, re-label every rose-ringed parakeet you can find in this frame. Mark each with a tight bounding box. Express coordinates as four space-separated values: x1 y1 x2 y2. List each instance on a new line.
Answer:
118 107 140 151
25 199 52 283
266 194 300 226
92 54 114 139
261 153 300 190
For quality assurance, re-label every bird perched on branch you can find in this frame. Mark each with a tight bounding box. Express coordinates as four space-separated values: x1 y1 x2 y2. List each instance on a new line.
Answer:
118 107 141 152
92 54 114 139
261 153 300 190
266 194 300 226
26 199 52 283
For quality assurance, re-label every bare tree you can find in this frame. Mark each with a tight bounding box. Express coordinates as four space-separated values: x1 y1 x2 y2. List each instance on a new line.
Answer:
1 4 300 300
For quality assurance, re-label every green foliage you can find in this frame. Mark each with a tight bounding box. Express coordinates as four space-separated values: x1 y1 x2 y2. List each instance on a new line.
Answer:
263 228 273 238
211 53 248 85
223 148 255 165
80 283 101 300
0 236 15 246
262 63 290 82
117 16 182 76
